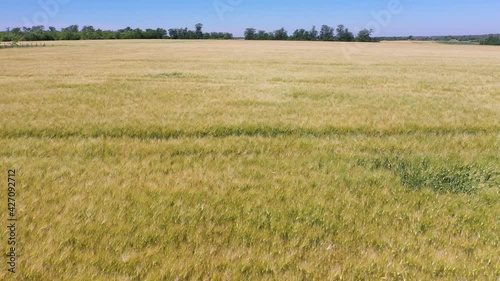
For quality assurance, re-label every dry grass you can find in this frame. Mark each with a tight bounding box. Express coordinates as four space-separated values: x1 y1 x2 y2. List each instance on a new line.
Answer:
0 40 499 280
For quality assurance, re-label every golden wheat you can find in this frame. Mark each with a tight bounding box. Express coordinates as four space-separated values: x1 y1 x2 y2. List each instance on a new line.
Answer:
0 40 499 280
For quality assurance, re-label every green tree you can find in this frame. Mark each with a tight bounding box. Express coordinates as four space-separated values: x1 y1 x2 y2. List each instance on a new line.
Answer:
336 25 354 41
156 28 167 39
292 29 307 40
244 28 257 40
356 29 373 42
480 35 500 45
81 25 96 40
168 29 179 39
102 30 117 39
195 23 203 39
45 27 58 40
144 29 157 39
256 30 269 40
308 26 318 40
94 29 104 39
32 25 44 32
319 25 334 41
60 25 80 40
11 28 21 35
273 28 288 40
133 28 144 39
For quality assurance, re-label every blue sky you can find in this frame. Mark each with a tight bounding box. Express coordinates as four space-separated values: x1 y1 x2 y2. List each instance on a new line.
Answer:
1 0 499 36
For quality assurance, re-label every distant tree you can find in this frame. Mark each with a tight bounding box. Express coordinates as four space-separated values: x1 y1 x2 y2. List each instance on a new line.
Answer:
21 33 39 41
18 25 52 41
102 30 117 39
273 28 288 40
94 29 104 39
60 25 80 40
356 29 373 42
292 29 307 41
206 32 233 40
64 25 79 33
179 28 189 39
11 28 21 34
480 35 500 45
143 29 156 39
195 23 203 39
243 24 376 42
244 28 257 40
336 25 354 41
319 25 334 41
81 25 96 40
1 33 11 42
133 28 144 39
168 29 179 39
143 28 166 39
187 30 196 39
166 25 230 40
118 28 134 39
156 28 167 39
308 26 318 40
32 25 45 32
256 30 269 40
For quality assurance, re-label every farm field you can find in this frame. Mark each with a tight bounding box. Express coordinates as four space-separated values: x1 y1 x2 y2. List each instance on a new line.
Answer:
0 40 499 280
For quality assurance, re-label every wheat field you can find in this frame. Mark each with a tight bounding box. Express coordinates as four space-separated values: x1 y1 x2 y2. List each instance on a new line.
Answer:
0 40 499 280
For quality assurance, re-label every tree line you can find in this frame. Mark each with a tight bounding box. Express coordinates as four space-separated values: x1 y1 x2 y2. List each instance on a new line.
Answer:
2 23 498 45
479 35 500 46
244 25 376 42
0 24 233 42
379 34 500 46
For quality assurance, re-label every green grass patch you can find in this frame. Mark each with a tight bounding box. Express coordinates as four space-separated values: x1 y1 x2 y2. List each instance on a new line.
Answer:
436 41 480 45
148 72 188 78
358 156 498 194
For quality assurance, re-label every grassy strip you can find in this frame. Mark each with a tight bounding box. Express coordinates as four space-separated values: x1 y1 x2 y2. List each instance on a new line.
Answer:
1 125 498 140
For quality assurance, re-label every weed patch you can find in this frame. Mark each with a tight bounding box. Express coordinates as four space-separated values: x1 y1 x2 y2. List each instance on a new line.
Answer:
0 42 47 49
148 72 187 78
359 156 498 194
